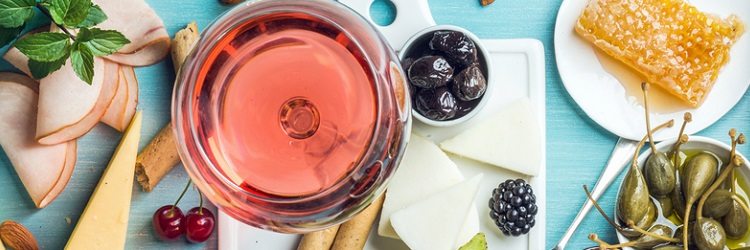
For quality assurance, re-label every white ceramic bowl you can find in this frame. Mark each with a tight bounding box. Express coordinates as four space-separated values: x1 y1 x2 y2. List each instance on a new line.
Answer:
614 136 750 248
399 25 493 127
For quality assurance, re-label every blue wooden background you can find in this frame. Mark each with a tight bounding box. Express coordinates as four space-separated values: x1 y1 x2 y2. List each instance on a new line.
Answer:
0 0 747 249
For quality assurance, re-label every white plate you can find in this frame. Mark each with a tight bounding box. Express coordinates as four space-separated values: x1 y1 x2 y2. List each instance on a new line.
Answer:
555 0 750 141
218 38 547 250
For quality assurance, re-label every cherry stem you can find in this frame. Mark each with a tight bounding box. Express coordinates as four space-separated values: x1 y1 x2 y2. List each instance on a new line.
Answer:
198 190 204 215
35 3 77 40
641 82 657 155
171 180 191 213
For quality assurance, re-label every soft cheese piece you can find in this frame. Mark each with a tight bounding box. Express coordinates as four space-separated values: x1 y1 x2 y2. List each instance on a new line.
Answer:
0 73 76 208
65 112 142 250
391 174 483 250
440 98 542 176
378 134 463 238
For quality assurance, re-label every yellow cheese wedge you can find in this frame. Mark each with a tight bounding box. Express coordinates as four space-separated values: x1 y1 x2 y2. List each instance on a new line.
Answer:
65 111 142 250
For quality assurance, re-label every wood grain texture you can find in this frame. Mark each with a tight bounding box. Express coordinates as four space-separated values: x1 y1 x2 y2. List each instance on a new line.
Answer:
0 0 748 249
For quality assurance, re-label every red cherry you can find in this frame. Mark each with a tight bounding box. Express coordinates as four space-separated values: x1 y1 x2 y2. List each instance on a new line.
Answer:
152 205 185 241
185 207 215 243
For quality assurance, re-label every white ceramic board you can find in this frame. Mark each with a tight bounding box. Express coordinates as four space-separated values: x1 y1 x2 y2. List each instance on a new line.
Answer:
218 38 547 250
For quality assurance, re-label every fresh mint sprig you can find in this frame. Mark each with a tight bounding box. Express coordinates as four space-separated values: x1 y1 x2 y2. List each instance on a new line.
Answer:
0 0 129 84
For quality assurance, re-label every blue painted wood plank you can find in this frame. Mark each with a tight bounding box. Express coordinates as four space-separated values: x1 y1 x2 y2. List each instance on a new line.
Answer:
0 0 748 249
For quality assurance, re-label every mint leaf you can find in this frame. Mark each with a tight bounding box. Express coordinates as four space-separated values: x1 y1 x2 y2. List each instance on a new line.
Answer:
70 42 93 84
47 0 91 27
0 0 35 28
28 55 67 79
77 28 129 56
73 5 105 28
14 32 70 62
0 24 23 48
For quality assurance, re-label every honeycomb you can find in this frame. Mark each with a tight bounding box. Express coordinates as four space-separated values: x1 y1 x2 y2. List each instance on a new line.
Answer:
575 0 745 107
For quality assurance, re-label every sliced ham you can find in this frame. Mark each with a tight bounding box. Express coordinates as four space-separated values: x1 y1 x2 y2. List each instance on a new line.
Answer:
121 65 139 128
101 64 138 131
36 56 118 145
0 72 76 208
4 47 30 77
3 26 49 78
94 0 170 66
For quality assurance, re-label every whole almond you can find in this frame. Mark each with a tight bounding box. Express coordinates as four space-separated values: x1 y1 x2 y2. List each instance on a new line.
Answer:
0 221 38 250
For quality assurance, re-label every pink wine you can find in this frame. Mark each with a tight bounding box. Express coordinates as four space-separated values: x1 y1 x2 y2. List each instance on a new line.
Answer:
196 13 377 197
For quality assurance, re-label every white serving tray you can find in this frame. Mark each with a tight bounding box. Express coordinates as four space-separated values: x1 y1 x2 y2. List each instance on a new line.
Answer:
218 38 547 250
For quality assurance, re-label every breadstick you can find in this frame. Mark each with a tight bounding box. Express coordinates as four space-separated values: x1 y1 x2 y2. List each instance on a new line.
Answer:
297 225 340 250
331 194 385 250
135 22 199 192
171 22 199 72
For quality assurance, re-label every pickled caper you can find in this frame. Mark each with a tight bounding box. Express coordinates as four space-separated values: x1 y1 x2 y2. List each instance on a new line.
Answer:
682 152 719 204
723 200 749 239
692 218 726 250
658 196 674 218
631 224 674 249
645 152 677 198
702 189 733 219
622 200 658 239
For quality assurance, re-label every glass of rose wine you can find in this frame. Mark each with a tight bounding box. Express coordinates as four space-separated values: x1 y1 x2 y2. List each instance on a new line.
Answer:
172 0 411 232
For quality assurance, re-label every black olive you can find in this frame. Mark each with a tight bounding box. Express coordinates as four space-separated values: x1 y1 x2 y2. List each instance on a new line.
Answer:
401 57 416 72
408 56 453 88
414 87 457 121
450 64 487 101
429 30 478 67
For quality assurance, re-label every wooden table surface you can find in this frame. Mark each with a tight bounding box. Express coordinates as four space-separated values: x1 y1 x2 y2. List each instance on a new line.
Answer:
0 0 748 249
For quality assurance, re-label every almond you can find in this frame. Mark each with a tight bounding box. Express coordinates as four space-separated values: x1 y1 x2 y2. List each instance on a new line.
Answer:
0 221 39 250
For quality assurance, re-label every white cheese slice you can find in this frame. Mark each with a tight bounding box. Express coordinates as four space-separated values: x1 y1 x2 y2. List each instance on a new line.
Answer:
440 98 542 176
378 134 464 238
390 174 483 250
65 112 142 249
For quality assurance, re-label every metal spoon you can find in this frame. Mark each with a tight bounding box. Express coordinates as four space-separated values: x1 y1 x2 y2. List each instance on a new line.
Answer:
552 138 638 250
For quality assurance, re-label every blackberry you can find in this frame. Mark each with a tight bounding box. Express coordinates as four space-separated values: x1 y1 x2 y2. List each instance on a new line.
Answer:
489 178 537 236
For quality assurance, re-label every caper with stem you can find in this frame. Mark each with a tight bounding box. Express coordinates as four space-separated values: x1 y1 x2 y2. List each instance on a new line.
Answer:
618 117 675 229
724 197 750 239
680 151 719 248
640 83 677 198
583 183 681 249
702 189 733 219
688 131 745 250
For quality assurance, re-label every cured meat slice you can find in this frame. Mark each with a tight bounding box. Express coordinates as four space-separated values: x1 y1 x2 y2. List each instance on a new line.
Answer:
101 64 138 131
0 72 76 208
94 0 170 66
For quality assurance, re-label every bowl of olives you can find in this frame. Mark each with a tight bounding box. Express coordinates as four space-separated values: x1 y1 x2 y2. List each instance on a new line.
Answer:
399 25 492 126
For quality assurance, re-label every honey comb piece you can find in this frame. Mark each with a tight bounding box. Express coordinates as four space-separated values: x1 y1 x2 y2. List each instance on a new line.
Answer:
575 0 745 107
